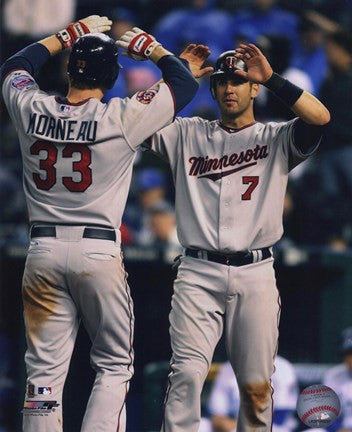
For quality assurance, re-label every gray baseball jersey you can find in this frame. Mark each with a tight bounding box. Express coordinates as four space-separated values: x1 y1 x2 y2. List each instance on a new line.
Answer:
149 116 311 252
147 116 317 432
3 69 174 230
2 68 174 432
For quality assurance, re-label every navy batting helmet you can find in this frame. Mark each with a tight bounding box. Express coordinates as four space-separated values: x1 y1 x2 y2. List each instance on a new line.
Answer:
210 50 248 98
67 33 120 90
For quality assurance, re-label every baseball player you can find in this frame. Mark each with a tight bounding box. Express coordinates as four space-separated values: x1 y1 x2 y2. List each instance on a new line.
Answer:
145 44 330 431
1 15 201 432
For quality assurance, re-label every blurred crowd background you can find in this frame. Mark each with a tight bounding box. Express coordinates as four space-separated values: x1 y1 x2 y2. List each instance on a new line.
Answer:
1 0 352 431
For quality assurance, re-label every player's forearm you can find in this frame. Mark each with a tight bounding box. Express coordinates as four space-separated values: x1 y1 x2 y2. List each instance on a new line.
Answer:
264 72 330 125
38 35 64 56
149 45 173 63
291 91 331 125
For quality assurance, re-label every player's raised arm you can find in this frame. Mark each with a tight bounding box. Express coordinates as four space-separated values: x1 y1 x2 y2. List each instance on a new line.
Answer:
234 43 330 154
0 15 112 82
234 43 330 126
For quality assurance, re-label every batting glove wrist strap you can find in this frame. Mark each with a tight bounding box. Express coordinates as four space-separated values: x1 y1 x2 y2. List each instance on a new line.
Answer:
265 72 303 107
129 33 161 58
117 27 161 60
56 16 112 49
56 21 90 49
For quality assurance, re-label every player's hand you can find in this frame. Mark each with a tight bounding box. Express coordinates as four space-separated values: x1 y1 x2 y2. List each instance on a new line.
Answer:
116 27 161 61
179 44 214 78
234 43 273 84
78 15 112 34
56 15 112 49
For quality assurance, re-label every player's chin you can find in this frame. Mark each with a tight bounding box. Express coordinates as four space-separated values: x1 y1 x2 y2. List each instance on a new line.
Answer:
221 105 240 116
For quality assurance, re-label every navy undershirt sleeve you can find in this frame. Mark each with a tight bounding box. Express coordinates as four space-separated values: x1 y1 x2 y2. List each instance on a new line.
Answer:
293 118 327 154
0 43 50 83
157 55 198 113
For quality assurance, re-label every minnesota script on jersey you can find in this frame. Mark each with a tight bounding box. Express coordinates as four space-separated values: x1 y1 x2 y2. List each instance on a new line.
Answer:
2 70 174 229
149 116 316 251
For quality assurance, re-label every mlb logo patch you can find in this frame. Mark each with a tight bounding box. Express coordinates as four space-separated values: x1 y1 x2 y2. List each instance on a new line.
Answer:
60 105 71 112
136 89 158 104
38 387 52 395
11 75 36 91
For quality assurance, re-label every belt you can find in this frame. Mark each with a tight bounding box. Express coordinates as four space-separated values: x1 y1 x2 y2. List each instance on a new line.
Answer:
30 225 116 242
185 247 271 267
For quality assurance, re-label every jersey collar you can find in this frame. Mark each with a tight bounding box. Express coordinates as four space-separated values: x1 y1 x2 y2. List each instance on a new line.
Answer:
55 96 92 106
218 121 257 134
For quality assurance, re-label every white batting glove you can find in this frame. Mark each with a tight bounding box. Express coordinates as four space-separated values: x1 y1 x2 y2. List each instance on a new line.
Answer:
56 15 112 49
116 27 161 61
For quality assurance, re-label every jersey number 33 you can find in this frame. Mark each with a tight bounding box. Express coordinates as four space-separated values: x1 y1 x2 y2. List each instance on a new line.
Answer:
30 140 92 192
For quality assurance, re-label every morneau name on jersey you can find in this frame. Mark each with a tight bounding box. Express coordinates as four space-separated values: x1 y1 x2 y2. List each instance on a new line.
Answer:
26 113 97 142
188 144 268 181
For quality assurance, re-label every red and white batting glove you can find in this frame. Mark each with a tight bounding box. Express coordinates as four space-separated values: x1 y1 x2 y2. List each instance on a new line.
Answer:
116 27 161 61
56 15 112 49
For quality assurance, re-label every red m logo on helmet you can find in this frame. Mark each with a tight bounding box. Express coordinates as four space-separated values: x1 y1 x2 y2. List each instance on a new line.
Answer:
225 56 237 68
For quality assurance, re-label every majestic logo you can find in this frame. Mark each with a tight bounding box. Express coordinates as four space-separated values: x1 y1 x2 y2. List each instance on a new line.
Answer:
22 400 60 415
188 144 268 181
136 89 157 104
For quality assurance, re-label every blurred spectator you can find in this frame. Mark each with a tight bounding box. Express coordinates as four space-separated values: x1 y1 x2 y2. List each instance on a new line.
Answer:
200 355 299 432
103 7 161 101
0 162 26 224
323 327 352 432
290 15 328 95
153 0 231 61
2 0 76 63
0 335 15 432
178 74 219 119
139 200 183 262
231 0 299 48
3 0 75 39
255 34 313 122
288 29 352 248
123 168 168 241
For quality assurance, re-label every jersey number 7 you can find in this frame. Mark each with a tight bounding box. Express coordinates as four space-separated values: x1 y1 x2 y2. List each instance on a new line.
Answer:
30 140 92 192
241 176 259 200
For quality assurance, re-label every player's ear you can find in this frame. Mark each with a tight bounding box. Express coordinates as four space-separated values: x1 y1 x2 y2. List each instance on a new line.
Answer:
250 83 260 99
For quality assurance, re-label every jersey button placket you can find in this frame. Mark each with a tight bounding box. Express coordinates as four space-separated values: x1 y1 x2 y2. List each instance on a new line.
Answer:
219 177 234 249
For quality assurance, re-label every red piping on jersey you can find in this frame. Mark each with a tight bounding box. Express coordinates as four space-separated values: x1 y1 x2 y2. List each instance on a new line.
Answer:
146 136 153 150
55 96 92 106
165 81 176 121
218 121 257 133
270 286 282 432
116 251 135 432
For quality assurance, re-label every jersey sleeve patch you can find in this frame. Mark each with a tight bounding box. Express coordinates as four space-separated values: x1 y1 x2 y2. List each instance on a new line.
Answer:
11 74 37 91
136 88 158 104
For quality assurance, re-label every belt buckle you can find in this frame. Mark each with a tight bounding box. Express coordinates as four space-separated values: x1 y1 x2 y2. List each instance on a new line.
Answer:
225 256 230 265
